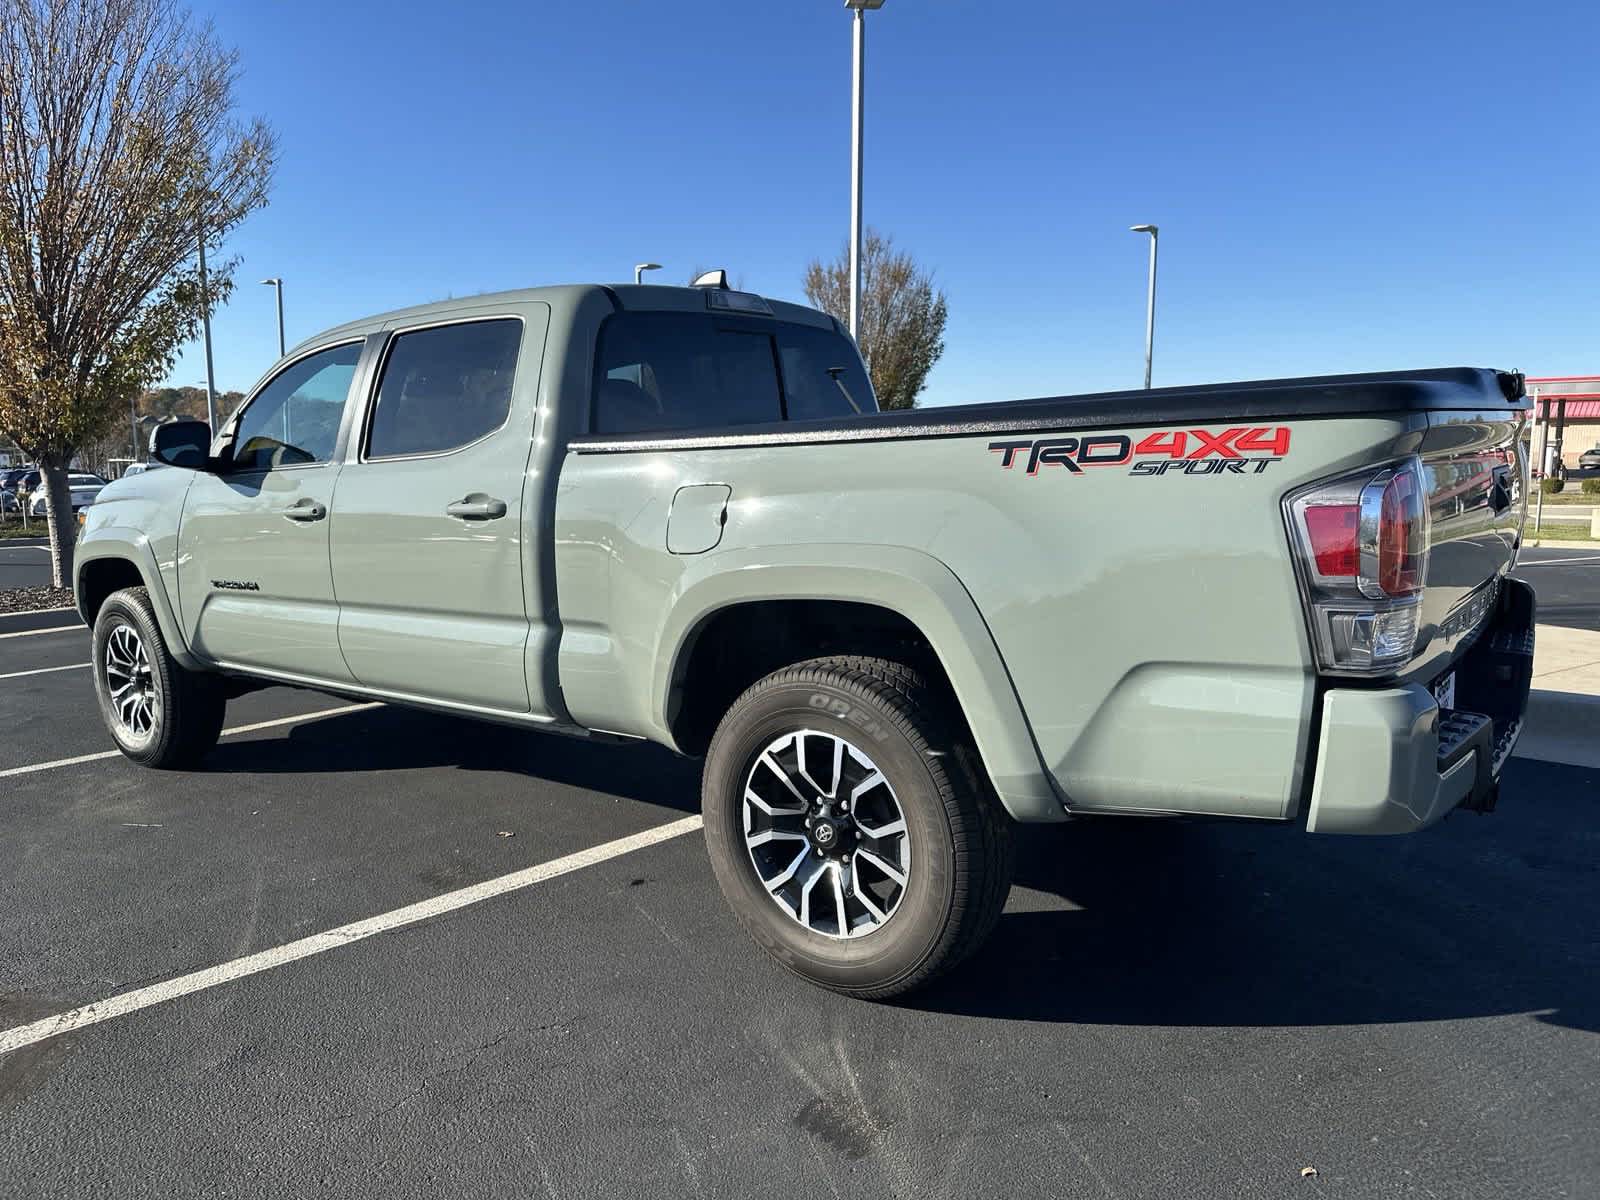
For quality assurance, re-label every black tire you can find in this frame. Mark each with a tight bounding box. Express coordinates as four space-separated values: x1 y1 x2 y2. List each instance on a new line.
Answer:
702 655 1013 999
92 586 226 769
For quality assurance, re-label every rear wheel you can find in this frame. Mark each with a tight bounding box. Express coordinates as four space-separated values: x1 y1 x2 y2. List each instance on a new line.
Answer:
702 655 1012 999
92 587 226 768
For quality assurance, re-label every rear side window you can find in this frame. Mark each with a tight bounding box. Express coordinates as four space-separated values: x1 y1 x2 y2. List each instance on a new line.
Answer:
593 313 782 434
775 324 877 421
367 319 522 459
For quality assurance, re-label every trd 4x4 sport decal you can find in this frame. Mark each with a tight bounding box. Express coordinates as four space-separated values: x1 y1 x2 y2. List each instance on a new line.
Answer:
988 427 1291 477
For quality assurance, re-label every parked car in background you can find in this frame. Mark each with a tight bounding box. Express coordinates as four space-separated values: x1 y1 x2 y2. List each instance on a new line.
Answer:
10 469 40 508
1578 445 1600 470
29 472 109 516
0 487 18 514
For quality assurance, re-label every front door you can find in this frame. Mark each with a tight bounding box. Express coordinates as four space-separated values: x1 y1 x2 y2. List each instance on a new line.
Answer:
177 340 365 681
330 309 550 714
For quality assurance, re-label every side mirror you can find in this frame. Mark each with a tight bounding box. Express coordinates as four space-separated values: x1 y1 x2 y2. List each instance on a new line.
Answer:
150 420 212 470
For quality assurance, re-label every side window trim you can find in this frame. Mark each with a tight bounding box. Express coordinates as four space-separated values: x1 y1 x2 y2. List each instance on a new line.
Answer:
221 337 368 474
358 314 525 464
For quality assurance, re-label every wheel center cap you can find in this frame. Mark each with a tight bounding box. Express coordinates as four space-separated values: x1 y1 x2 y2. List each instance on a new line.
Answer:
811 819 841 850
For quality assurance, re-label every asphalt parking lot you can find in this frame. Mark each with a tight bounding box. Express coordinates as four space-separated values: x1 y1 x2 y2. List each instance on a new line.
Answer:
0 540 53 593
1 564 1597 1198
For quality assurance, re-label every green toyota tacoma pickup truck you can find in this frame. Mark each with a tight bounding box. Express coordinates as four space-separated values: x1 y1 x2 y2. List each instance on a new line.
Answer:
76 279 1535 998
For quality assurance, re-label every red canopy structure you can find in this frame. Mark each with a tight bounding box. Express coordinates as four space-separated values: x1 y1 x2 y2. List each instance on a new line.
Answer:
1528 376 1600 471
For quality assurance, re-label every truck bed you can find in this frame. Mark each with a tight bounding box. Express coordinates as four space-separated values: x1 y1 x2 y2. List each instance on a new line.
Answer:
569 367 1527 453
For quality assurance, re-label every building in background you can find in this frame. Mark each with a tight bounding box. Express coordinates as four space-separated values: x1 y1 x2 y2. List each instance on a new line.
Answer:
1527 376 1600 474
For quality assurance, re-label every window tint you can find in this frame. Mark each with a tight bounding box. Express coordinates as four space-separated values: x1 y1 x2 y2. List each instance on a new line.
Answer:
366 319 522 459
69 474 106 486
775 324 877 421
231 342 361 471
593 313 782 434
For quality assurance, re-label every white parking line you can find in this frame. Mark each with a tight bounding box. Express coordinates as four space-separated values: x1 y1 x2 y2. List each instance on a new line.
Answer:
0 814 703 1057
0 702 382 780
0 624 81 640
0 662 88 681
1519 556 1600 567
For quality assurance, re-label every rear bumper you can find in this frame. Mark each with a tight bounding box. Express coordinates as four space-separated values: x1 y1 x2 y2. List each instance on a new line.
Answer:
1305 578 1535 834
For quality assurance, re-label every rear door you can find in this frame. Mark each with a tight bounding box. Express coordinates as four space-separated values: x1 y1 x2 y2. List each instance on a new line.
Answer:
329 308 551 714
177 340 368 679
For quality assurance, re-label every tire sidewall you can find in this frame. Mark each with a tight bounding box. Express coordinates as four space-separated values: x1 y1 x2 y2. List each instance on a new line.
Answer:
92 591 175 763
704 671 958 992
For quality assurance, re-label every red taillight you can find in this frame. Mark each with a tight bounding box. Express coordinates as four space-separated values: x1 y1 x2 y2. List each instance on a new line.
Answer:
1287 457 1431 676
1377 470 1426 597
1302 504 1358 577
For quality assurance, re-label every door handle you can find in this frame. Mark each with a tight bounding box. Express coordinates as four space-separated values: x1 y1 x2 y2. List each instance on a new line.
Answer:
446 495 507 521
281 500 326 522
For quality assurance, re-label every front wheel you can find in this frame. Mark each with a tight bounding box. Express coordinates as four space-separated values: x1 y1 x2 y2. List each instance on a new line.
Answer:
702 655 1013 999
92 586 227 769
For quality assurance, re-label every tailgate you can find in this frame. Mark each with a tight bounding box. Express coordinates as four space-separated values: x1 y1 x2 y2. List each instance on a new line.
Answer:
1408 407 1527 682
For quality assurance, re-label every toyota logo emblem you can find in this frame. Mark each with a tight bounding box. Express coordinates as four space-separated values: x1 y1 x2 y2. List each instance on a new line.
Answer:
815 824 836 845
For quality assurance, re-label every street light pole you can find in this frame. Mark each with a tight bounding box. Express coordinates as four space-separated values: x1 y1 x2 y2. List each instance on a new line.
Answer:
634 263 662 285
846 0 885 342
1130 224 1159 389
197 221 218 432
260 277 285 358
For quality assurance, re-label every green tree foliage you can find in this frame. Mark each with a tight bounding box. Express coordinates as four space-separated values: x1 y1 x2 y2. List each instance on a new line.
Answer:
803 229 948 411
0 0 276 585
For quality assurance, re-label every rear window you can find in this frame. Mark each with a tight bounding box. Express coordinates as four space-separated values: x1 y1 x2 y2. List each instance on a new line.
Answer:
592 312 875 435
774 324 876 422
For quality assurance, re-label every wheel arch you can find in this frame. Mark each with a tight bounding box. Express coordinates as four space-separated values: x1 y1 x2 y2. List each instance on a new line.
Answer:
655 544 1065 822
75 536 202 670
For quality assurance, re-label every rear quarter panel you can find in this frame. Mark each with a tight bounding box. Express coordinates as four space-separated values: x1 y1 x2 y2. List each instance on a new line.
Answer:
555 412 1427 822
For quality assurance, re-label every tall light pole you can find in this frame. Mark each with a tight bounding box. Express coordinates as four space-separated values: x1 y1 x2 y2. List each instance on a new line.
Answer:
846 0 885 342
1130 224 1159 389
634 262 662 285
260 277 285 358
196 221 218 431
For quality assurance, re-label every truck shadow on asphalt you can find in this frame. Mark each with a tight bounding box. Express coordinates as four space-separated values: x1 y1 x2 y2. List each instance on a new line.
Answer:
915 757 1600 1034
205 701 705 813
205 705 1598 1035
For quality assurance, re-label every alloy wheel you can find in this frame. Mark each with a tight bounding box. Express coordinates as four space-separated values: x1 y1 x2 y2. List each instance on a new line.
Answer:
742 729 911 939
103 623 158 740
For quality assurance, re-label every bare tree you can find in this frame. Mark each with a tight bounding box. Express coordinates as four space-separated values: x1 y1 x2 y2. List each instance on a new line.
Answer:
0 0 276 586
804 229 948 410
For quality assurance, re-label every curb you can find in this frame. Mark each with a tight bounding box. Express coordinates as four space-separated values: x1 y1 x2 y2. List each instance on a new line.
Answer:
1513 690 1600 771
1523 539 1597 551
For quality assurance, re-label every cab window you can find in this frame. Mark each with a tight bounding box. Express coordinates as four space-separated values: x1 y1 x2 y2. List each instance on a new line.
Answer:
366 319 523 459
229 342 361 471
593 312 876 434
775 324 876 421
593 313 783 434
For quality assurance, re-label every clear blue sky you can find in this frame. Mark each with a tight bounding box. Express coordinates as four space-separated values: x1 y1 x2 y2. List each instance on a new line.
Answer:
168 0 1598 406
